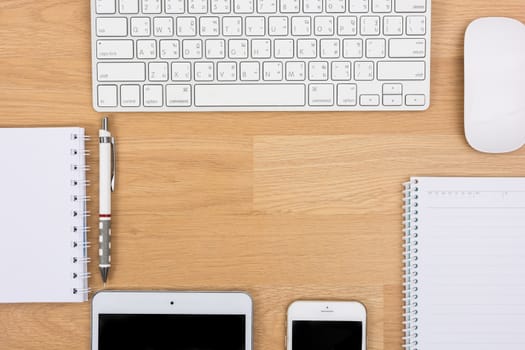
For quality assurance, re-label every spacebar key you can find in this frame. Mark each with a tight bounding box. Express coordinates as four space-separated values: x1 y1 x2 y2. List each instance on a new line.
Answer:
195 84 306 106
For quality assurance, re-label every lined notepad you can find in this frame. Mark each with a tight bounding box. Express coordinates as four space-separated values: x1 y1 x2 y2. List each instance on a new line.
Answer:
0 128 89 303
403 177 525 350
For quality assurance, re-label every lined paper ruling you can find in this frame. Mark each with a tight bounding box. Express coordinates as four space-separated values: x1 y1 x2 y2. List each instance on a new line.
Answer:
403 177 525 350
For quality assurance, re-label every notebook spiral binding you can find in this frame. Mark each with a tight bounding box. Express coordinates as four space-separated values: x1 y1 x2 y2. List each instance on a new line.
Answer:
70 132 91 297
403 179 420 350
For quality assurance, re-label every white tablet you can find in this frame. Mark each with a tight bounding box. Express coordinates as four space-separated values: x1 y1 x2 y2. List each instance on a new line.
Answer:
91 291 252 350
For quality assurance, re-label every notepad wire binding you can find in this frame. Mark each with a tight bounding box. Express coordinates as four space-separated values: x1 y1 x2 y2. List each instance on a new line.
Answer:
403 179 420 350
71 132 91 297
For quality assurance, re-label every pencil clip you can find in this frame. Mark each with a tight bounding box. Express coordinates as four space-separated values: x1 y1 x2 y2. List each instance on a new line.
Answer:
111 136 116 192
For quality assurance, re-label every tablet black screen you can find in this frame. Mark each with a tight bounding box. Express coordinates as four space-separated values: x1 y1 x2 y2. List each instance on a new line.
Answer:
98 314 246 350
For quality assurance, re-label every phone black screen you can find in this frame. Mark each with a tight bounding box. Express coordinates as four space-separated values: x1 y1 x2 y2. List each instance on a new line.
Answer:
292 320 363 350
98 314 246 350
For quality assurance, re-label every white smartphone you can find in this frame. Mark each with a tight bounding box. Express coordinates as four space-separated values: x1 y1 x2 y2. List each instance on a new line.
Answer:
287 301 367 350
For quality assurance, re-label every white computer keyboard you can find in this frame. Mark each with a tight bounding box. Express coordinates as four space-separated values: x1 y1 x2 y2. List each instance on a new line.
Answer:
91 0 430 111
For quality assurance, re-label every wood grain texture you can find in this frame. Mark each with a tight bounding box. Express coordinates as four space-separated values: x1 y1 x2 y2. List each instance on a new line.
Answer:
0 0 524 349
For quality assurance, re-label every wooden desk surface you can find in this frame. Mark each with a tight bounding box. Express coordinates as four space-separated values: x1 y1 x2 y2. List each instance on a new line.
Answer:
0 0 524 348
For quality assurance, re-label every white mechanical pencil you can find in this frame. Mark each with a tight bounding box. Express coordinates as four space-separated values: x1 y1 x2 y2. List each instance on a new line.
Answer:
99 116 115 286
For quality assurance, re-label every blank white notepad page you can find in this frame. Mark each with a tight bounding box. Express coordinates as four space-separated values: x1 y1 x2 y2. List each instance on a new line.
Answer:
412 177 525 350
0 128 88 303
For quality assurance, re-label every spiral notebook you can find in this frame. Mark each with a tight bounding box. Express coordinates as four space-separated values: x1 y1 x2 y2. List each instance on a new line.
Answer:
403 177 525 350
0 128 90 303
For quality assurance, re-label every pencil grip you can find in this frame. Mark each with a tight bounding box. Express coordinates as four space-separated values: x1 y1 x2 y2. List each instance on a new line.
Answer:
99 220 111 266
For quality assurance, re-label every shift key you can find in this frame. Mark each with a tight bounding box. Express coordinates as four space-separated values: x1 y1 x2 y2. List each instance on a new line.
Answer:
97 62 145 81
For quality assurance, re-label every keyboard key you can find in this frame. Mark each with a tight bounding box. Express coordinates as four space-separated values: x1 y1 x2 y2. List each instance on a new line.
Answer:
251 39 271 58
383 16 403 35
382 83 402 94
194 62 214 81
337 16 357 36
274 39 294 58
383 94 402 106
194 84 306 106
246 17 266 35
177 17 197 36
223 17 242 36
229 39 249 58
389 38 425 58
309 84 334 106
149 62 169 81
96 17 127 36
166 85 192 106
263 61 283 80
188 0 208 13
205 39 225 58
96 0 116 14
154 17 174 36
280 0 300 13
182 39 203 58
360 16 380 35
171 62 192 80
377 61 425 80
200 17 220 36
405 94 425 106
372 0 391 12
160 40 180 58
354 61 374 80
98 85 117 106
314 16 334 36
326 0 346 13
395 0 426 12
303 0 322 13
97 62 146 81
366 38 386 58
406 15 426 35
217 62 237 80
269 17 288 36
119 0 139 13
297 39 316 58
130 17 151 36
320 39 340 58
308 61 328 80
234 0 254 13
165 0 185 13
258 0 277 13
285 61 305 80
337 84 357 105
142 0 161 13
349 0 368 13
143 85 163 106
291 17 311 36
96 40 133 59
211 0 231 13
240 62 260 80
331 61 351 80
120 85 140 107
360 94 380 106
343 39 363 58
137 40 157 58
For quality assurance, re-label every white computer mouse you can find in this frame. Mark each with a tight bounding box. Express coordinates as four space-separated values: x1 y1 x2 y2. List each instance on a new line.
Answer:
464 17 525 153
